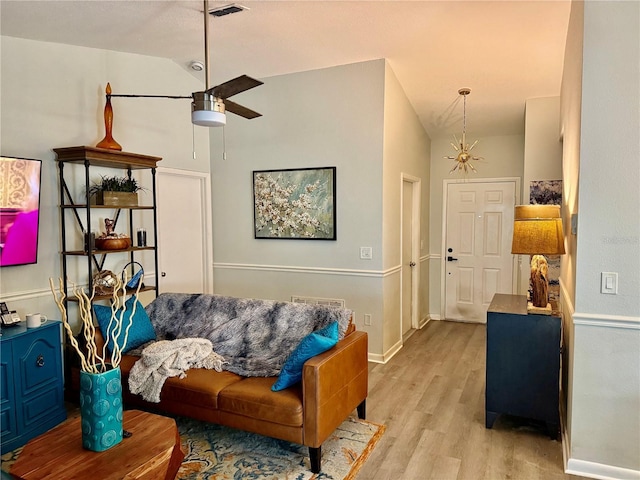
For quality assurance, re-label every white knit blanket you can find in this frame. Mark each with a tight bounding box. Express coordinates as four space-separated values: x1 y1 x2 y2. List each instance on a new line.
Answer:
128 338 226 403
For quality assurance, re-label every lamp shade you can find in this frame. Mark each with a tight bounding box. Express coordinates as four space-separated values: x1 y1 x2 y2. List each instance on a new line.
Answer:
511 205 566 255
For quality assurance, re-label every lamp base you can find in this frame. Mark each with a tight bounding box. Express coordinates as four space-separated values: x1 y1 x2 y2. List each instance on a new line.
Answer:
527 302 552 315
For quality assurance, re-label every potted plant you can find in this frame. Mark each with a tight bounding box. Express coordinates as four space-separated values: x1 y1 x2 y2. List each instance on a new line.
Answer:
88 175 144 206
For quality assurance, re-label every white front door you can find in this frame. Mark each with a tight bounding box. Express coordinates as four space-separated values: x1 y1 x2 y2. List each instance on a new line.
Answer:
444 180 517 323
157 168 213 294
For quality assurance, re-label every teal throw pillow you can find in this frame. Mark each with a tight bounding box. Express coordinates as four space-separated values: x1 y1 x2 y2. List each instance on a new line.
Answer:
272 321 339 391
94 296 156 354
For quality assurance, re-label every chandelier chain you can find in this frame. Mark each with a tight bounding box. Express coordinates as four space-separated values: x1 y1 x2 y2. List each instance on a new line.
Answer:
463 94 467 138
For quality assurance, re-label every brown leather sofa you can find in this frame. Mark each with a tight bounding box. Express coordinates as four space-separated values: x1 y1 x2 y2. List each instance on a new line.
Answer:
92 323 368 473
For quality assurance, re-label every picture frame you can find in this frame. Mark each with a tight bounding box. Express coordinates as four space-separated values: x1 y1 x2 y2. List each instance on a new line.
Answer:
253 167 336 240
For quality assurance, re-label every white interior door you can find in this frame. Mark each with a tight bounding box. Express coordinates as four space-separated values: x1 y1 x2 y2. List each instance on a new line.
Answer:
157 168 213 294
402 180 414 338
444 180 516 323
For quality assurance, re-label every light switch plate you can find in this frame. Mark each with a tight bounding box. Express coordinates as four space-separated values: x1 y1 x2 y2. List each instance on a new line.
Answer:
601 272 618 294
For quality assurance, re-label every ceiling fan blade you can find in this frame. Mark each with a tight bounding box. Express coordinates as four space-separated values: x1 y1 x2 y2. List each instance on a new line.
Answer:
224 99 262 119
207 75 263 99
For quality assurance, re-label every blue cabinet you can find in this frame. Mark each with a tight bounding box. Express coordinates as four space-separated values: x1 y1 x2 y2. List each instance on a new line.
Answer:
485 294 561 439
0 321 67 451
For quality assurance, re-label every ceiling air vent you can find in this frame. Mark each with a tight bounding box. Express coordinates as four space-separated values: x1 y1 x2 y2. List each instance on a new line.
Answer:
208 3 249 17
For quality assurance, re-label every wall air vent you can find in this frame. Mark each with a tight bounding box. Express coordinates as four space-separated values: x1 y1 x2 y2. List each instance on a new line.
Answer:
208 3 249 17
291 296 345 309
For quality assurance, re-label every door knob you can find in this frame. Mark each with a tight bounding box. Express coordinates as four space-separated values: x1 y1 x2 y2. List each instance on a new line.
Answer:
447 256 458 262
409 262 416 267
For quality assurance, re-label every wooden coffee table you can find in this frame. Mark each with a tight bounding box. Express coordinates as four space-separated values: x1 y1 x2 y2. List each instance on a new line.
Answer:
10 410 184 480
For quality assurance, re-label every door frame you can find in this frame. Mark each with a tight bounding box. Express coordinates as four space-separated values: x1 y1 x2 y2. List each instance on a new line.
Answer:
440 177 521 320
157 167 214 294
401 173 421 338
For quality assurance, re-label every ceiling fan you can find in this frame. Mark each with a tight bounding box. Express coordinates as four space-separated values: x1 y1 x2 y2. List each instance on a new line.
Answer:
191 0 263 126
96 1 262 150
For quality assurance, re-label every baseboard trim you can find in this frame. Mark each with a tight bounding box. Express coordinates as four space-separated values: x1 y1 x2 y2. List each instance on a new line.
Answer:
565 458 640 480
560 389 572 475
418 315 431 329
368 339 403 364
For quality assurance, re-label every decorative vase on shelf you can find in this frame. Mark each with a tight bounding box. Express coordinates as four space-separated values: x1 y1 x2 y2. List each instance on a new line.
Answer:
96 83 122 151
79 366 123 452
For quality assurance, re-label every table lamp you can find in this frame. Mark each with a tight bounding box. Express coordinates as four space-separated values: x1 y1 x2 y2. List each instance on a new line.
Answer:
511 205 565 314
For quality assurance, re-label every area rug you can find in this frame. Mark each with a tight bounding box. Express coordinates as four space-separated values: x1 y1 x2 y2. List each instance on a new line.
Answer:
1 414 384 480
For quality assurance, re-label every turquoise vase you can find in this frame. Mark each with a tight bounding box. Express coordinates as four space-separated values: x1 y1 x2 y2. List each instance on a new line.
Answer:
79 366 123 452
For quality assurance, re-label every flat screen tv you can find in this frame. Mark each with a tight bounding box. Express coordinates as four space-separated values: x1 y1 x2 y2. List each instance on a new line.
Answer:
0 157 42 267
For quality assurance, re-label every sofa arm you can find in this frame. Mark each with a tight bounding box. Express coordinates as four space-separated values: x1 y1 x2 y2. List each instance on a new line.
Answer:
302 330 368 448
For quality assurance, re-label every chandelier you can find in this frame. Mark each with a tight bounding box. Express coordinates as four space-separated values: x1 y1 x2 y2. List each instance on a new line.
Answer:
445 88 483 175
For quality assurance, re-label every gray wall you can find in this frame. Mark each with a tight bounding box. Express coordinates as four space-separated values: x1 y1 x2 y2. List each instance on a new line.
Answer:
382 62 431 355
210 59 431 361
428 133 525 318
561 1 640 477
0 36 209 328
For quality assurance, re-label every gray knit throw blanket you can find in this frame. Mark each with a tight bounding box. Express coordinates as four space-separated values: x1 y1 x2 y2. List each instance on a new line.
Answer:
145 293 352 377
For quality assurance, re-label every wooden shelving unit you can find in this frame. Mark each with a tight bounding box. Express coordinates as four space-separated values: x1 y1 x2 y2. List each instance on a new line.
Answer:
54 146 161 305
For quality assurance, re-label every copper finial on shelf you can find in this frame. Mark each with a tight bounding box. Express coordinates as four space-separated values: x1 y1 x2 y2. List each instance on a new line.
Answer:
96 83 122 151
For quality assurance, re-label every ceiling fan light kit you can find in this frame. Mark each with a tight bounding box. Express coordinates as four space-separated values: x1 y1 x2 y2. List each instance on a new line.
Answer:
191 92 226 126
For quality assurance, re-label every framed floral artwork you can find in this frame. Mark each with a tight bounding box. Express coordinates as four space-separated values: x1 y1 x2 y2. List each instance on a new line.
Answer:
253 167 336 240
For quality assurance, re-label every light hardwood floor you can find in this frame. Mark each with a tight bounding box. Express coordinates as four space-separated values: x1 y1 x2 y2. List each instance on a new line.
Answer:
355 320 585 480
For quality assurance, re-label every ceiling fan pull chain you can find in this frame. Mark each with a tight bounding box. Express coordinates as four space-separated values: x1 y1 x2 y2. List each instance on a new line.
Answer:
223 125 227 161
192 123 197 160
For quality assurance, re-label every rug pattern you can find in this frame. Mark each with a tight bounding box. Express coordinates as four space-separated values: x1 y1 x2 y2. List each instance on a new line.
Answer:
1 415 384 480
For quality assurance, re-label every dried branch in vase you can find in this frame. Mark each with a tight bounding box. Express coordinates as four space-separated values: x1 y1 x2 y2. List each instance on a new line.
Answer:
49 270 144 372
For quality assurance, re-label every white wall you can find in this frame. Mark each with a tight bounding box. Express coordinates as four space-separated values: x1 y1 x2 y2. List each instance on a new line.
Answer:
210 59 431 361
381 62 431 354
559 1 583 452
561 1 640 477
518 96 563 294
0 36 209 327
210 60 387 355
428 133 525 317
523 96 563 194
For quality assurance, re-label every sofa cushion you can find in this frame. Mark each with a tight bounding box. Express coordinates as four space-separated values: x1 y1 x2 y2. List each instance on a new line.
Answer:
218 377 303 427
271 321 339 391
119 355 243 409
94 297 156 354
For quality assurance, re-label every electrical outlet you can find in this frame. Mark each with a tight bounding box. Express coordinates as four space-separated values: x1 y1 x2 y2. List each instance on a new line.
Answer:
360 247 372 260
364 314 372 326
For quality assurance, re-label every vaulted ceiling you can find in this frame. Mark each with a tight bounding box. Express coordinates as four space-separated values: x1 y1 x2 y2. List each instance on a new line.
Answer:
0 0 572 138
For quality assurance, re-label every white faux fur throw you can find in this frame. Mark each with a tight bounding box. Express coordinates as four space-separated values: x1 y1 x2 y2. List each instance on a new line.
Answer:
128 338 226 403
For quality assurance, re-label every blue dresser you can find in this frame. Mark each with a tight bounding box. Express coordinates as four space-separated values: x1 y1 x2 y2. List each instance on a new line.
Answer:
485 294 561 439
0 321 67 452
